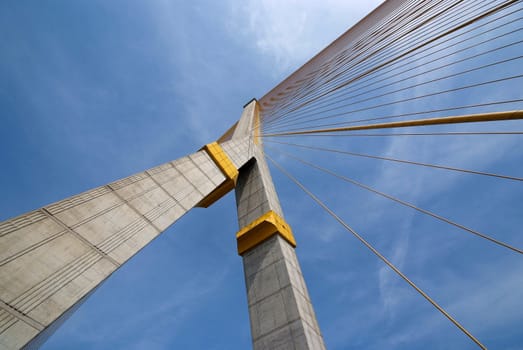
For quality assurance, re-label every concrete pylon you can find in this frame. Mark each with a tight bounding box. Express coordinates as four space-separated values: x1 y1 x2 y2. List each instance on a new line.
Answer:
232 100 326 349
0 138 252 349
0 100 325 350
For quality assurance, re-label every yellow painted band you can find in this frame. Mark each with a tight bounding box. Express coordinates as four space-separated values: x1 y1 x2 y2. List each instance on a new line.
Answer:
196 142 239 208
236 210 296 255
202 142 239 183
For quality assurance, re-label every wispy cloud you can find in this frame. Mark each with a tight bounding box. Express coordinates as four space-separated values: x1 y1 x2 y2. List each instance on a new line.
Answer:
228 0 383 74
368 126 520 314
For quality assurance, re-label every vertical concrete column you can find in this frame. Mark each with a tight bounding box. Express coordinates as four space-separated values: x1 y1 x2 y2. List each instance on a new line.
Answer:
234 100 326 350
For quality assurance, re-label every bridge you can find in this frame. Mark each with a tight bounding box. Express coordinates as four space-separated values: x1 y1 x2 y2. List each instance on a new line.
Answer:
1 0 522 349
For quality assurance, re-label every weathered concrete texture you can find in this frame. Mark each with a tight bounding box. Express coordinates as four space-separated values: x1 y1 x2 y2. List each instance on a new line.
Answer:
0 146 248 350
235 147 283 229
243 235 325 350
221 137 253 170
232 100 282 227
234 99 325 350
232 101 257 140
236 158 326 349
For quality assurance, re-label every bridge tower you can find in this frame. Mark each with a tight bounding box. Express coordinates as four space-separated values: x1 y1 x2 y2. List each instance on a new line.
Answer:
2 0 522 348
0 99 325 350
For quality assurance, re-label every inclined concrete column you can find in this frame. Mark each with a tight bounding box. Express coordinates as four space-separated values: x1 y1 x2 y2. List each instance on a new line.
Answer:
233 100 326 350
0 138 251 350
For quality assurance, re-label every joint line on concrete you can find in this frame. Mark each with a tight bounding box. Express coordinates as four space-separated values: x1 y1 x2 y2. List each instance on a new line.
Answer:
173 162 205 198
0 230 68 267
247 276 300 310
271 245 300 350
170 161 206 198
144 170 185 205
194 156 225 190
68 202 123 230
0 299 44 331
144 170 188 213
107 184 163 234
251 315 304 343
145 167 189 212
246 252 324 340
40 208 121 268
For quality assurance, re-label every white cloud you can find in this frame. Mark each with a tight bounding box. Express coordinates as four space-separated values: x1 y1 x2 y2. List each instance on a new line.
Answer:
229 0 384 73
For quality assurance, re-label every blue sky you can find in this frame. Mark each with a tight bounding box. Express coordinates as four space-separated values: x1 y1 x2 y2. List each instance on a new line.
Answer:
1 1 522 349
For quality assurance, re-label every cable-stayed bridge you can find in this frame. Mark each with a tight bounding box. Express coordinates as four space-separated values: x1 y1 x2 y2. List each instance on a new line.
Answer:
1 0 522 349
